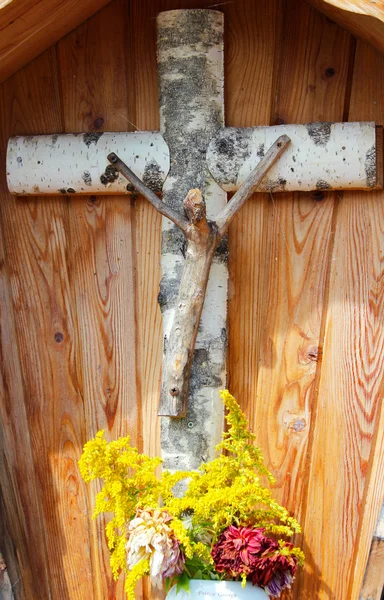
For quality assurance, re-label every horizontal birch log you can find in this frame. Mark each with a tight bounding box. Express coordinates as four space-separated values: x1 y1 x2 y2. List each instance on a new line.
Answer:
6 132 169 195
207 122 382 192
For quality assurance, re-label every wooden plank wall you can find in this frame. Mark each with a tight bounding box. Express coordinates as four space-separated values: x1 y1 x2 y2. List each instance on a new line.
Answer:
0 0 383 599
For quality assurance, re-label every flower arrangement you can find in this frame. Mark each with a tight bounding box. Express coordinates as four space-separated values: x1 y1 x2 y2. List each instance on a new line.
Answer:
79 390 304 598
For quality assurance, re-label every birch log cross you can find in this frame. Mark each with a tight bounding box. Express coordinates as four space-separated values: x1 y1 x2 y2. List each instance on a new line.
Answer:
6 9 382 472
108 135 290 417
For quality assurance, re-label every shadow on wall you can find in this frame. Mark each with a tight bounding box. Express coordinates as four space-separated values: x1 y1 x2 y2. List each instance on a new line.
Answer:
282 532 336 600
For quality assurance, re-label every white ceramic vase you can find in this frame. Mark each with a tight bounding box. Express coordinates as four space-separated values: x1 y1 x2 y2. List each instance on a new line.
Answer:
165 579 269 599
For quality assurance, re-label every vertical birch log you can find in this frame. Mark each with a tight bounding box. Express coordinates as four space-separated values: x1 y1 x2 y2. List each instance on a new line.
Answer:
157 10 226 470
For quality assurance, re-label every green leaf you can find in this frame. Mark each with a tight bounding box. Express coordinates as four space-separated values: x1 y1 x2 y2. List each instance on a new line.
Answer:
192 570 203 580
165 577 172 594
176 572 191 594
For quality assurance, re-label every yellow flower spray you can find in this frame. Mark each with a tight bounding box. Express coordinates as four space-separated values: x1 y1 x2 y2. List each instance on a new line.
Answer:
79 390 304 598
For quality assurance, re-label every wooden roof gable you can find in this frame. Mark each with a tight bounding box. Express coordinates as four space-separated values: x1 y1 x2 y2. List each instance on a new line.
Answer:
0 0 112 84
1 0 384 85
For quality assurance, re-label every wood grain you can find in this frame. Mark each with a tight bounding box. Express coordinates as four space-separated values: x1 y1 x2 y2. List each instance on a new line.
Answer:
228 1 354 598
0 229 39 599
347 40 384 600
0 2 383 600
225 0 280 409
57 1 140 597
0 49 94 599
306 0 384 57
298 37 384 600
0 0 112 84
127 0 162 468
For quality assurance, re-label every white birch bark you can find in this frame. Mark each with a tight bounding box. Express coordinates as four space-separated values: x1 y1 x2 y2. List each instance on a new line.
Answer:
7 132 169 195
8 124 380 196
207 122 380 192
157 9 226 471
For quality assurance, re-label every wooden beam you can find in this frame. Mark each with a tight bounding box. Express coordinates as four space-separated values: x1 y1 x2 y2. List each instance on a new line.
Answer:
0 0 112 84
207 122 382 192
305 0 384 56
8 123 382 195
7 132 169 195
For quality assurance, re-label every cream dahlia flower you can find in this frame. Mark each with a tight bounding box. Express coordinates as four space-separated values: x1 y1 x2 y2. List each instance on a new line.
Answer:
126 508 184 582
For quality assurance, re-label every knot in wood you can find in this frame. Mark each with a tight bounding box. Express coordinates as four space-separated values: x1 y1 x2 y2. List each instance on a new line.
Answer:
290 417 306 432
183 188 206 224
299 344 321 364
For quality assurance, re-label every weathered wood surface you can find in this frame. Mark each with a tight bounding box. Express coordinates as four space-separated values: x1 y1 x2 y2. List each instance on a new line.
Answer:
0 0 112 85
0 1 384 599
7 133 169 195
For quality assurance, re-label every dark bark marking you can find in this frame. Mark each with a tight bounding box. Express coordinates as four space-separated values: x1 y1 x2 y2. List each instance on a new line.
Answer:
365 145 376 188
161 225 185 256
82 170 92 186
158 54 222 210
306 122 332 146
257 143 265 158
142 159 163 193
158 9 222 52
264 176 287 192
209 128 253 186
157 263 184 312
100 165 118 185
215 234 228 263
83 132 103 147
316 179 332 190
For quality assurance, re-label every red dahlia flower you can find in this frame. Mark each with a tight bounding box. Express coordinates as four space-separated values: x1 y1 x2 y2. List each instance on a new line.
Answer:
212 526 298 597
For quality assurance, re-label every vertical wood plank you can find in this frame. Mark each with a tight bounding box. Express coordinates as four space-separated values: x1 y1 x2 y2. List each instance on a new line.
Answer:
127 0 162 465
228 1 354 598
0 230 40 600
259 0 352 505
57 1 140 597
266 4 355 599
301 39 384 600
226 0 281 403
0 49 93 599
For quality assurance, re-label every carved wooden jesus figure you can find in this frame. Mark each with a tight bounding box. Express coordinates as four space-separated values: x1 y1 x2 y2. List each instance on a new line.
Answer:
108 136 290 417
